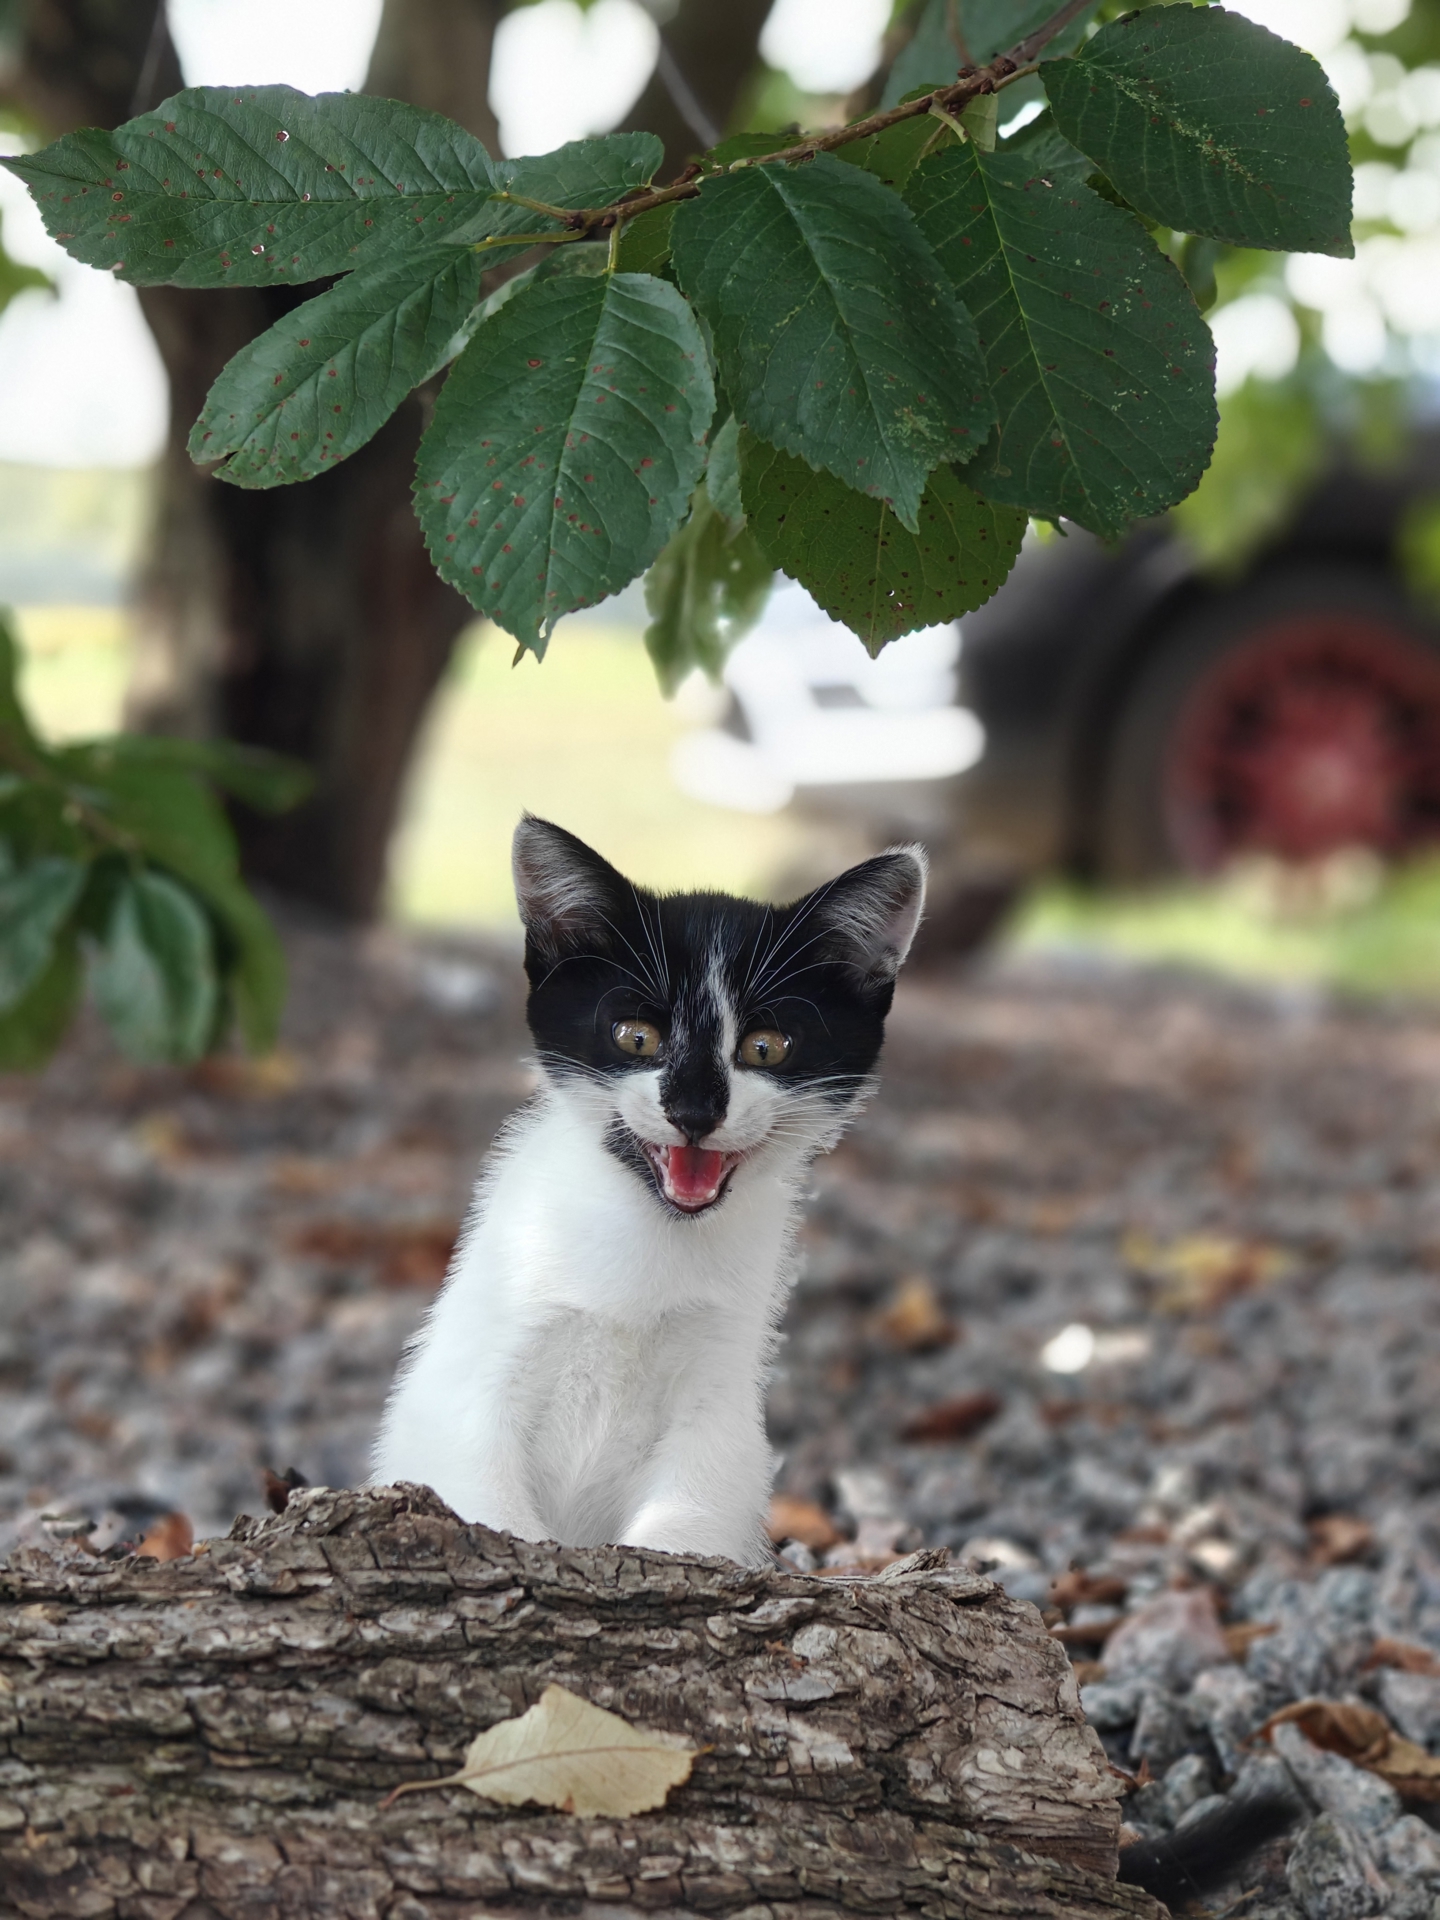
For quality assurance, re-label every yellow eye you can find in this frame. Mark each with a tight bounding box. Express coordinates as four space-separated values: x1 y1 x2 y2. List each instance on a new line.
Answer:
738 1029 791 1069
612 1019 662 1059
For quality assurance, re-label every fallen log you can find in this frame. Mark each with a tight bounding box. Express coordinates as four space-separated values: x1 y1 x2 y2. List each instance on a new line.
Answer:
0 1484 1160 1920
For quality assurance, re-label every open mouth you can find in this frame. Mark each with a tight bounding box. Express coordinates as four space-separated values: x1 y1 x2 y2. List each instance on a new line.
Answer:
641 1142 744 1214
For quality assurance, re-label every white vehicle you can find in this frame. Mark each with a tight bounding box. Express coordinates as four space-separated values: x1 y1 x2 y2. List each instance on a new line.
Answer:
670 580 983 835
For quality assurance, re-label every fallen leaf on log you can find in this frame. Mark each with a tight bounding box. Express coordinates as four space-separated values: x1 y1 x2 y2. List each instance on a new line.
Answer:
384 1682 700 1816
1261 1698 1440 1801
133 1512 193 1563
900 1389 1003 1443
1367 1637 1440 1676
873 1275 957 1352
261 1466 308 1515
767 1494 840 1551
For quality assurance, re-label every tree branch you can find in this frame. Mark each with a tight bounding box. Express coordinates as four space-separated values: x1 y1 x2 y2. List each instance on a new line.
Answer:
555 0 1094 236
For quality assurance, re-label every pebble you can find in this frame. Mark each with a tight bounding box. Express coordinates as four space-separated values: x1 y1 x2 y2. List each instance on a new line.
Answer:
9 939 1440 1915
1287 1814 1390 1920
1270 1721 1404 1837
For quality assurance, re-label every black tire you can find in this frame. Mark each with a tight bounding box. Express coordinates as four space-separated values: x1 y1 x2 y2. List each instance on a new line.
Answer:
1093 565 1440 883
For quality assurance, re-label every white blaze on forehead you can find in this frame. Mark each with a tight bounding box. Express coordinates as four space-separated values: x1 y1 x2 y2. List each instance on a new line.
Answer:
707 949 738 1071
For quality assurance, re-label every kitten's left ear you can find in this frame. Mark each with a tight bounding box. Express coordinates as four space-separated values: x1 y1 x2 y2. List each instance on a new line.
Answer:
512 815 628 961
807 845 928 985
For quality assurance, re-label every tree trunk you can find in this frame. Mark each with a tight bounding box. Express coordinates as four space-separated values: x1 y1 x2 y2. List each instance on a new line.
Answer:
621 0 777 175
125 0 506 921
0 1484 1161 1920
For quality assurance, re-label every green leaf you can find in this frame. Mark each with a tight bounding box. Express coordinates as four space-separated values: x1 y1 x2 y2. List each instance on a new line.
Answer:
0 855 86 1011
2 86 499 288
671 155 992 533
643 481 773 695
907 133 1217 538
415 270 715 654
615 202 675 276
0 930 81 1071
189 245 485 486
0 210 49 315
837 113 955 195
0 606 44 761
1041 5 1353 257
706 415 745 527
91 870 218 1065
92 735 312 814
448 134 664 245
740 432 1025 653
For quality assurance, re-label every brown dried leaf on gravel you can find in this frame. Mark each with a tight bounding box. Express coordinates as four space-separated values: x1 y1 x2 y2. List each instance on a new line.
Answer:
1366 1637 1440 1676
1261 1698 1440 1801
872 1275 957 1352
1124 1231 1295 1314
1308 1513 1375 1565
133 1511 193 1562
900 1390 1003 1444
290 1219 458 1288
767 1494 841 1552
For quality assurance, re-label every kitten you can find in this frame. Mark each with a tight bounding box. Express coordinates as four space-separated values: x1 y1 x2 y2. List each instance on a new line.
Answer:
373 815 925 1565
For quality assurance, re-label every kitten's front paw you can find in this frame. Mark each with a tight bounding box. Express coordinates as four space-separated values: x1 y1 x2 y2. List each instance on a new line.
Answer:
621 1498 759 1562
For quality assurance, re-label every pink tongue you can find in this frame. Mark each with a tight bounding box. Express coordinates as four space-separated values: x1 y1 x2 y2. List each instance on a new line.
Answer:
667 1145 726 1204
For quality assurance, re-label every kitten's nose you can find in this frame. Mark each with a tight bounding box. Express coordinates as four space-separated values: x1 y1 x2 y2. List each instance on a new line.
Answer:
662 1095 726 1146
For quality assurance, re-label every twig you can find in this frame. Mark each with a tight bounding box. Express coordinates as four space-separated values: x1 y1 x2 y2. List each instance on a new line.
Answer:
656 35 721 149
544 0 1091 238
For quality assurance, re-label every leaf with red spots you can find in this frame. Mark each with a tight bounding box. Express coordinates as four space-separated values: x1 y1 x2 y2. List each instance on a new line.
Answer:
189 246 484 486
415 270 714 655
907 132 1216 538
739 431 1024 655
1042 5 1352 256
670 154 991 535
1 86 500 287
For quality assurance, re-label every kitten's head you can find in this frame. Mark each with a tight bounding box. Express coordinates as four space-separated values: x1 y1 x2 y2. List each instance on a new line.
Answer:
513 816 925 1218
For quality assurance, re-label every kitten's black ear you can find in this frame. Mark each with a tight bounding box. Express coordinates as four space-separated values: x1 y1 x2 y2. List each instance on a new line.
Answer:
803 846 928 985
512 816 626 960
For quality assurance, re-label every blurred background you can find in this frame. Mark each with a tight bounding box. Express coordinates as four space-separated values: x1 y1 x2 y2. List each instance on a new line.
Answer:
4 0 1440 996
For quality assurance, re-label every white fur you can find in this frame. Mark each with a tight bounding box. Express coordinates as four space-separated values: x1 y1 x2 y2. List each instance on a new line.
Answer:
373 835 924 1566
372 1054 849 1565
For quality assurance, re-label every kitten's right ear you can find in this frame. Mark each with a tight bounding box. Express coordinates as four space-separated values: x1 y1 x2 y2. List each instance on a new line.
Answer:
512 815 624 961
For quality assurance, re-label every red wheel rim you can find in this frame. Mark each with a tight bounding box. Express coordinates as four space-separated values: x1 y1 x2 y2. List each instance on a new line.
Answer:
1166 611 1440 871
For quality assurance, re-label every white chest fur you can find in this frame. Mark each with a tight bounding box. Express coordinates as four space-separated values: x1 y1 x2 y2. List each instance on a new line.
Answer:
371 1087 804 1563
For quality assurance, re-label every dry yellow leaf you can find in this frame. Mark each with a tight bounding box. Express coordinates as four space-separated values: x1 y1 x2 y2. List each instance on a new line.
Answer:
1123 1231 1295 1314
382 1683 700 1817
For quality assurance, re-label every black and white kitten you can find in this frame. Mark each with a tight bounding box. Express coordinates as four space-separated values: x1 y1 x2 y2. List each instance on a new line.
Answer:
373 815 926 1564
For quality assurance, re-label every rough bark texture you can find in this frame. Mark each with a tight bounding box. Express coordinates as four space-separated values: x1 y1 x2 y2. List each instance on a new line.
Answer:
0 1484 1160 1920
4 0 502 923
619 0 777 175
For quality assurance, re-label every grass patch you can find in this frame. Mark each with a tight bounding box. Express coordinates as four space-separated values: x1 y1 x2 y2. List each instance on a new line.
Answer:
1011 857 1440 998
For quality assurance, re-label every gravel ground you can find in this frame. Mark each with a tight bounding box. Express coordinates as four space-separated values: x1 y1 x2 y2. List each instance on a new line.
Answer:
6 920 1440 1916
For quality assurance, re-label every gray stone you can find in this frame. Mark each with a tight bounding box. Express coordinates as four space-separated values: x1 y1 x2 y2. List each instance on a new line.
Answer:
1380 1813 1440 1883
1272 1720 1404 1837
1162 1752 1215 1826
1379 1668 1440 1749
1102 1588 1230 1690
1190 1663 1267 1775
1175 1791 1228 1831
1287 1814 1390 1920
1080 1678 1141 1730
1130 1686 1193 1772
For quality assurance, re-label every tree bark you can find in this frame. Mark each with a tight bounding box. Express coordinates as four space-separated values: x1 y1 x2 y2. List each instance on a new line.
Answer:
124 0 505 922
5 0 503 923
620 0 778 176
0 1484 1160 1920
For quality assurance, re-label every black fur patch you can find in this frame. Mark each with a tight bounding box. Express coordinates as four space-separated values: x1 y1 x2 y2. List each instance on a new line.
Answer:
516 819 915 1128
